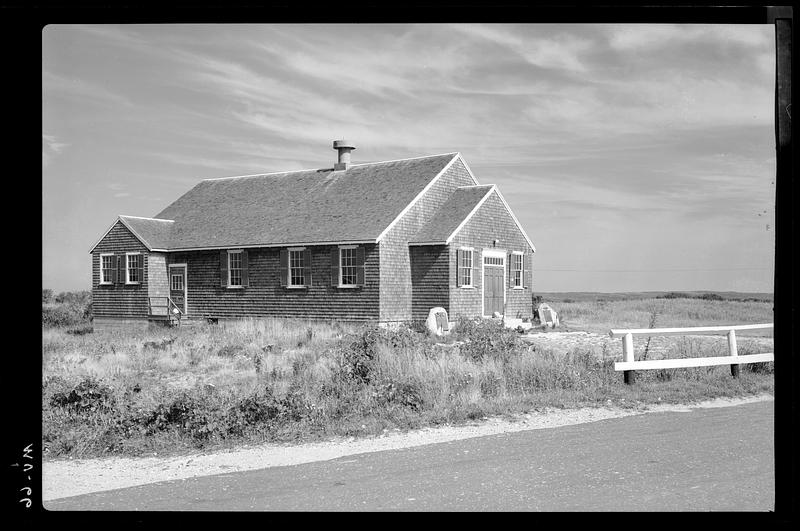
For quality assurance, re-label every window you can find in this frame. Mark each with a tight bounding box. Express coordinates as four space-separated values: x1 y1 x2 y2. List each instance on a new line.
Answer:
512 252 524 288
100 254 114 284
340 247 357 286
484 256 503 266
289 249 305 286
171 271 184 291
126 253 142 283
458 248 473 287
228 251 243 287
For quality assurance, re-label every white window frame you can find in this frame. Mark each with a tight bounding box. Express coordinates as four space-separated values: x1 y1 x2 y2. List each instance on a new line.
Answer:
458 247 475 288
287 247 306 288
481 248 506 318
511 251 524 289
227 249 244 288
169 263 188 316
125 252 142 284
338 245 359 288
99 253 114 284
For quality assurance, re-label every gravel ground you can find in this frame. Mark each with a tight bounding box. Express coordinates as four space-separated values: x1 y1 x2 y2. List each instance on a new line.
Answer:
42 393 773 501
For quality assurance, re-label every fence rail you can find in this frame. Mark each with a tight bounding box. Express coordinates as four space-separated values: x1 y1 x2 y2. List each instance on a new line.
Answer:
608 323 773 384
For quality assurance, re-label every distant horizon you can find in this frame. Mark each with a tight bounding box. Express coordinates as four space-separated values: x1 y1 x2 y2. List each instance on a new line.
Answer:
43 24 776 293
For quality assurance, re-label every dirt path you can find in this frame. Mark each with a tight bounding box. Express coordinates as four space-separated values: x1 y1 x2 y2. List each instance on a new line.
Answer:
42 393 773 501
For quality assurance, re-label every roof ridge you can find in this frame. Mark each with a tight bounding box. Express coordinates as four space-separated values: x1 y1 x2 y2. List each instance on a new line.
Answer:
350 151 459 166
201 152 460 182
119 215 175 222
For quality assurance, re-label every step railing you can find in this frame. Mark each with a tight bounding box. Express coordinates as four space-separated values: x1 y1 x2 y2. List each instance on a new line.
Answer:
609 323 773 384
148 296 183 326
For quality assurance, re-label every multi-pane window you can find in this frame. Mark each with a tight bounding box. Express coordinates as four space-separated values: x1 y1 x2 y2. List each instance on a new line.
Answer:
100 254 114 284
340 247 357 286
484 256 503 266
289 249 305 286
512 253 524 288
458 248 473 287
228 251 243 286
126 254 142 283
171 271 184 291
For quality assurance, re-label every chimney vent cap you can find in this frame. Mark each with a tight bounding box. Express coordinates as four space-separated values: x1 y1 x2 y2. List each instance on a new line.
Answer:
333 140 355 150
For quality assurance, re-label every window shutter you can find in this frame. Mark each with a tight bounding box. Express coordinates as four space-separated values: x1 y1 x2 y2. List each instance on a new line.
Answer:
508 253 513 288
457 250 464 287
241 250 249 287
356 246 365 286
137 256 145 283
303 249 312 286
330 248 340 286
472 250 479 287
521 253 526 288
279 249 288 287
220 251 228 287
116 254 124 284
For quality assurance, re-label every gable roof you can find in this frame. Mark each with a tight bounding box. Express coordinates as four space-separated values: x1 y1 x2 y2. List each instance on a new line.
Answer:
151 153 460 251
88 215 174 253
408 185 536 252
409 185 495 245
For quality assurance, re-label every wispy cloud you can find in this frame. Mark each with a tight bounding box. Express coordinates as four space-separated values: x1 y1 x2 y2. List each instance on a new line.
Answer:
42 134 69 167
42 70 134 108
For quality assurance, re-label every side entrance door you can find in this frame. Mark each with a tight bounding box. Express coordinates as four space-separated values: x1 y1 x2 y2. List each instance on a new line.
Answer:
169 264 187 314
483 253 505 317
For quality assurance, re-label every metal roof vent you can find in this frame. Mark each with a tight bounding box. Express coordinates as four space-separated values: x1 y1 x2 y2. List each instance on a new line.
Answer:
333 140 355 171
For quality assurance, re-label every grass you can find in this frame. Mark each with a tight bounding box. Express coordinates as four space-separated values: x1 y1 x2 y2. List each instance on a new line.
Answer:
41 297 774 460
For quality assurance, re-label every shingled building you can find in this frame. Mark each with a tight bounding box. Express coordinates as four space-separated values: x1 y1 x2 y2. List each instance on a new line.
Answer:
89 141 536 330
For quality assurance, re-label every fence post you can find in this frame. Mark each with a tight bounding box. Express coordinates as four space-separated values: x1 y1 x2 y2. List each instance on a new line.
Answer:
728 329 739 378
623 332 635 384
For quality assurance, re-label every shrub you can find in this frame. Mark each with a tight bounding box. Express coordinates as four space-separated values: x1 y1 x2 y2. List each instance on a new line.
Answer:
658 292 691 300
373 379 424 411
49 377 116 413
452 318 520 363
333 326 428 383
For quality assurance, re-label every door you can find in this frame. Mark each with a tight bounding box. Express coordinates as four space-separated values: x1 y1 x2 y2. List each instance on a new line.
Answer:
483 263 504 316
169 265 187 314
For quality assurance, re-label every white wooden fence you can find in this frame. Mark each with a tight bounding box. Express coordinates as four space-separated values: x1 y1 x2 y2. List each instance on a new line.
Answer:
609 323 774 384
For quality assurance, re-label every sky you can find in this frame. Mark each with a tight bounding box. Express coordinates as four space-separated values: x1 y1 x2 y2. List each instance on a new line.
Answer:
42 23 776 294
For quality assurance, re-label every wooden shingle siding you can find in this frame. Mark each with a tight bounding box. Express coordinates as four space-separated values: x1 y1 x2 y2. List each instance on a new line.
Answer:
448 191 533 320
379 157 475 322
147 252 169 300
169 244 379 321
91 221 150 318
410 245 450 321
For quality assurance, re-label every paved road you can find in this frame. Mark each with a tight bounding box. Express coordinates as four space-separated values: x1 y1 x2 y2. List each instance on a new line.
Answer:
46 401 774 511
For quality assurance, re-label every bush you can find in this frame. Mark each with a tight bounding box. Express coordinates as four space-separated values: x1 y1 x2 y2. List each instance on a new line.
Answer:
373 379 424 411
452 318 520 363
42 290 93 327
333 326 428 383
49 377 116 413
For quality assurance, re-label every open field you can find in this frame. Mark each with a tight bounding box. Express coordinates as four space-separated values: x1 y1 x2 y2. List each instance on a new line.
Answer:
42 295 773 460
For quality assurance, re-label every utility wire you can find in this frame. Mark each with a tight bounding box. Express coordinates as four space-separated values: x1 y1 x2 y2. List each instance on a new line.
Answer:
536 267 772 272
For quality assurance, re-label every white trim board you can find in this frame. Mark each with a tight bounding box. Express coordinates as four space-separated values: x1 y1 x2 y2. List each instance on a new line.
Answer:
88 215 174 254
492 188 536 252
443 186 496 245
481 248 506 318
168 263 188 316
376 153 478 243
